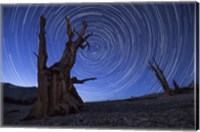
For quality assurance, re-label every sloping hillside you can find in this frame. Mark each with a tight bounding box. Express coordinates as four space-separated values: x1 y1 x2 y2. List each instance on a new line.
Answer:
2 83 37 104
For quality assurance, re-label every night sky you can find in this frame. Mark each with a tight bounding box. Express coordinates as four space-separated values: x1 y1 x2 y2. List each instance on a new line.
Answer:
2 3 195 102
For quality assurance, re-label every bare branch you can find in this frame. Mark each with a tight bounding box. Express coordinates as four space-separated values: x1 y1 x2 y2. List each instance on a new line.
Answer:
74 20 88 45
38 15 48 71
72 77 97 84
149 59 170 95
152 57 163 74
40 15 46 29
84 32 93 40
80 43 89 49
148 61 155 71
152 57 169 89
74 29 92 49
173 80 180 90
33 52 38 58
66 17 74 41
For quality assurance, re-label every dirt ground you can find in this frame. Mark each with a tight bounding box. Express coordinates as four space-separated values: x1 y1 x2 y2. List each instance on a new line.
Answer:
3 88 195 130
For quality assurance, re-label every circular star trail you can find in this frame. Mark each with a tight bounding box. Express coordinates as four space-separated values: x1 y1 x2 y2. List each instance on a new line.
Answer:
2 3 195 102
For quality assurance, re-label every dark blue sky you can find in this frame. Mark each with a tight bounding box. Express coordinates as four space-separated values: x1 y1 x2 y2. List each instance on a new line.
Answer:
2 3 195 102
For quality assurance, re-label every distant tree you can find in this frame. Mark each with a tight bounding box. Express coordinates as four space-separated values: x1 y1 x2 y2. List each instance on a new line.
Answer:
148 58 170 95
25 16 96 119
148 58 183 95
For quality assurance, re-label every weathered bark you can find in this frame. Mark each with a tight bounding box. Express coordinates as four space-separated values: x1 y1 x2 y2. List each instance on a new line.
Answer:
152 58 170 89
149 59 183 96
25 16 94 120
149 60 170 95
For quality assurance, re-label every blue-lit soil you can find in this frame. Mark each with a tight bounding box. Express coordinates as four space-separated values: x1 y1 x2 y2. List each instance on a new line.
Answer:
3 83 195 129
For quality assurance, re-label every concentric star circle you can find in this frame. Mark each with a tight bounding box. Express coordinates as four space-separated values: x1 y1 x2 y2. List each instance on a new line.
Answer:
2 3 195 101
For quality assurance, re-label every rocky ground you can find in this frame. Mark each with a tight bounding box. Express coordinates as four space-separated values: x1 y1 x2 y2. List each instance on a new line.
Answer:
2 86 195 130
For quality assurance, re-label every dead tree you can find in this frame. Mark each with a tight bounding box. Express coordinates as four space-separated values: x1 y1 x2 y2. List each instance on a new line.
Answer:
148 59 170 95
173 80 180 93
69 77 97 104
25 16 95 119
152 58 170 90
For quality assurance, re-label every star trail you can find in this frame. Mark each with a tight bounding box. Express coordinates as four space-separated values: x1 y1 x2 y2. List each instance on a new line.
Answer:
2 3 195 102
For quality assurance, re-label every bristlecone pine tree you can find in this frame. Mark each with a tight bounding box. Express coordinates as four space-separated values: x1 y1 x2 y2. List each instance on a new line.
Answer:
25 16 96 119
149 58 181 95
148 58 171 95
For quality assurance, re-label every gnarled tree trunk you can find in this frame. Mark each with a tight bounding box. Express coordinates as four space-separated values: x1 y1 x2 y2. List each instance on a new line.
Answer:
148 58 170 95
25 16 94 120
149 58 181 96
